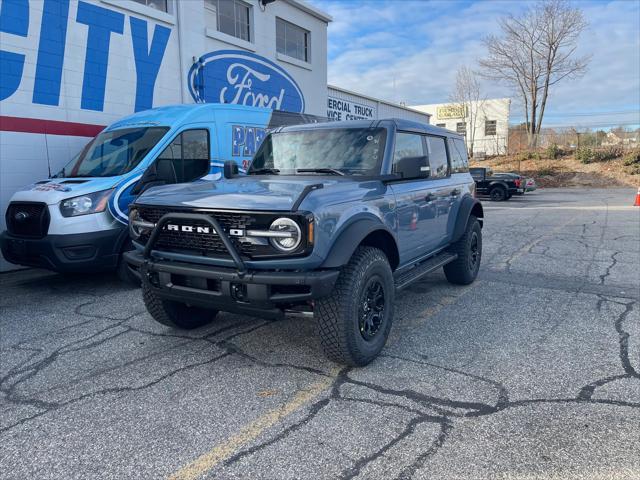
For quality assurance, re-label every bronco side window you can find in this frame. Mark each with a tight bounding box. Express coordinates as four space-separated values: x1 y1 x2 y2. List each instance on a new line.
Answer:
156 129 210 184
449 138 469 173
392 132 429 180
425 136 449 179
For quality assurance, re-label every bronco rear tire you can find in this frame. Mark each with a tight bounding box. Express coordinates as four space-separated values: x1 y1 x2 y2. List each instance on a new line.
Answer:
142 283 218 329
315 247 394 366
444 215 482 285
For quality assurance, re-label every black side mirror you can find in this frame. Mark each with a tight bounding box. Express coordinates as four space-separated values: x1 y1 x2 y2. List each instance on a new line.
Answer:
131 162 158 195
223 160 238 179
394 156 430 179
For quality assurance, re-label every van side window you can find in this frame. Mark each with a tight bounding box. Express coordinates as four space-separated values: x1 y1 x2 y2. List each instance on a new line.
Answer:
425 136 449 179
392 132 428 180
450 138 469 173
157 129 210 183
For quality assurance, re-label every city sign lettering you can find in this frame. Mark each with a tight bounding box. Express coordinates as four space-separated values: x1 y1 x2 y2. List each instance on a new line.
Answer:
0 0 171 112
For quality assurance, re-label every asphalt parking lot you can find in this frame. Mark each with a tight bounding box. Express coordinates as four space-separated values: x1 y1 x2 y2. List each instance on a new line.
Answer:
1 188 639 480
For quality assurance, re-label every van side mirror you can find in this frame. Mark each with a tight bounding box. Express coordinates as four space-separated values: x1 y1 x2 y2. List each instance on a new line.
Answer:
223 160 238 179
393 156 430 180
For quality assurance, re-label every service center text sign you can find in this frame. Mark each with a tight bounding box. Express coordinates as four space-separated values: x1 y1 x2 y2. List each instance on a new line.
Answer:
327 97 375 121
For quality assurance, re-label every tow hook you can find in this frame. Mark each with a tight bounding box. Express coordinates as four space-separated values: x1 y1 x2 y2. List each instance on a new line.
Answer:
230 282 247 302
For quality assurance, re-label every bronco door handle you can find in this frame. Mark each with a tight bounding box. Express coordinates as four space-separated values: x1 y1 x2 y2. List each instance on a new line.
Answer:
450 188 461 196
425 193 436 202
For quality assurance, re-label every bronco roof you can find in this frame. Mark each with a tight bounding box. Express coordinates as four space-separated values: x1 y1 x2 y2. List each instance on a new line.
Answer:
277 118 464 138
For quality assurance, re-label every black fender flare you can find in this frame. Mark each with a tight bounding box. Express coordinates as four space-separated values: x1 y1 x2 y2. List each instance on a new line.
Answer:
488 180 509 191
451 196 484 243
320 218 398 269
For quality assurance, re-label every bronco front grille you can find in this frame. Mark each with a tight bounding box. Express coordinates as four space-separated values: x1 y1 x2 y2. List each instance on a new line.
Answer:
136 206 274 259
6 202 50 238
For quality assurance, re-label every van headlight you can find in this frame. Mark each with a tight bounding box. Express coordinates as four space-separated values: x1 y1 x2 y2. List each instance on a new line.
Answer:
269 217 302 252
59 189 113 217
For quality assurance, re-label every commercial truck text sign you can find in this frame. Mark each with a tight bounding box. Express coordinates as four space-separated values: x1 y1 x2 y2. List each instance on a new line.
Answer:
327 97 375 121
0 0 171 113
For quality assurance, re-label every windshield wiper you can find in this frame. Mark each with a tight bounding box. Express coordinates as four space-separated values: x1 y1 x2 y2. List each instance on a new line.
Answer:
249 168 280 175
296 168 346 176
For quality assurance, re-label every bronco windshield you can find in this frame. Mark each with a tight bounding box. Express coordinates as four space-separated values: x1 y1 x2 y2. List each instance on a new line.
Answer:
57 127 169 178
249 127 387 176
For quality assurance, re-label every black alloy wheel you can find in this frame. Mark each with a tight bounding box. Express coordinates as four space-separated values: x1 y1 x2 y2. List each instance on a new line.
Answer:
490 187 506 201
358 276 386 341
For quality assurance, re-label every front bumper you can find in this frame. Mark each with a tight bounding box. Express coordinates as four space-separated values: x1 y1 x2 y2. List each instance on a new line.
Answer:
125 250 339 317
0 227 128 272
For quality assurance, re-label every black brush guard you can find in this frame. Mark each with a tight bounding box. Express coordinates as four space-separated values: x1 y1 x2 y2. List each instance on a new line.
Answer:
126 212 339 315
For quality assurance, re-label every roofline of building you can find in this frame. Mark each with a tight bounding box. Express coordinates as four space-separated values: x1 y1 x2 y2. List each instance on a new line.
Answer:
328 85 431 118
285 0 333 23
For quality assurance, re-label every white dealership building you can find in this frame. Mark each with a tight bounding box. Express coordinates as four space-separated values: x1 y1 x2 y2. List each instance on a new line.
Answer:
412 98 510 156
0 0 429 270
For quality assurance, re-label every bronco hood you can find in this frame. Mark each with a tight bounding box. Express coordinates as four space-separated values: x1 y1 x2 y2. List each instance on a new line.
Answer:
135 176 347 211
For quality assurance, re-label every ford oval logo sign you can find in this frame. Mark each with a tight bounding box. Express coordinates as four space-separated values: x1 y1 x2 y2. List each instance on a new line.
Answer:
187 50 305 113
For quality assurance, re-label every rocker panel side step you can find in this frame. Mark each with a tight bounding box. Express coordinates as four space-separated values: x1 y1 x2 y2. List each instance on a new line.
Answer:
394 252 458 290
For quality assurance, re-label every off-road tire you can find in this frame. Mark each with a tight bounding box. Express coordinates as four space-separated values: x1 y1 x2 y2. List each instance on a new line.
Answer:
490 186 506 201
116 240 140 286
142 283 218 329
315 247 394 366
444 215 482 285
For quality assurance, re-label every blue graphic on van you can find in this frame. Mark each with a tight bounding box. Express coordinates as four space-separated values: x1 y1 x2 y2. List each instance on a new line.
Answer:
188 50 305 113
232 125 266 157
108 173 143 224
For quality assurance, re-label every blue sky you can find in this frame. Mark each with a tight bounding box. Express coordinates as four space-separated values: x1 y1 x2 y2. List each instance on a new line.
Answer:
311 0 640 128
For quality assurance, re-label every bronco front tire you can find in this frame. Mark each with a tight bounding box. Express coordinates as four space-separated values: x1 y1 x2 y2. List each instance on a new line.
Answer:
142 283 218 329
444 215 482 285
315 247 394 366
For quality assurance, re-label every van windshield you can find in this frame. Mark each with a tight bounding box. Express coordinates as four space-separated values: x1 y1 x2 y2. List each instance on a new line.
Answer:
249 128 387 176
58 127 169 178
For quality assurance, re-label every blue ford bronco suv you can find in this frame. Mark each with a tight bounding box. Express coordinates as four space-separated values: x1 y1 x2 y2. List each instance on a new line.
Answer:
125 119 483 365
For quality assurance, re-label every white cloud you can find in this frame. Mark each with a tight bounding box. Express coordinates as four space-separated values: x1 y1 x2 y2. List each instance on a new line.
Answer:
318 0 640 127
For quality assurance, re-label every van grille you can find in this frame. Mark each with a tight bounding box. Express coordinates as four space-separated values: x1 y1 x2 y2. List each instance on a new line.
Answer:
6 202 50 238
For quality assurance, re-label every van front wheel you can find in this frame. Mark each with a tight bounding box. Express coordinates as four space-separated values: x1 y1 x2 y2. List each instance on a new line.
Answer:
142 283 218 329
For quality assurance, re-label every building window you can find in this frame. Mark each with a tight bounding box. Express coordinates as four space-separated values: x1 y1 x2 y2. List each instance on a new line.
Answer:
436 123 446 128
205 0 251 42
131 0 169 12
456 122 466 135
276 18 310 62
485 120 497 136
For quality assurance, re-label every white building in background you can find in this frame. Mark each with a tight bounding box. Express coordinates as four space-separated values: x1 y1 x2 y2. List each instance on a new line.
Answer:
412 98 511 156
0 0 429 270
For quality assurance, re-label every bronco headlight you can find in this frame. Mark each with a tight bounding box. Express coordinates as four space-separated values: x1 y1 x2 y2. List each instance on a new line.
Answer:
269 217 302 252
59 189 113 217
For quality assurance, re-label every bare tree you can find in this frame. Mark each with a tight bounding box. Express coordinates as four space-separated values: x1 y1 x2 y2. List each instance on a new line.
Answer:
449 66 485 157
480 0 589 148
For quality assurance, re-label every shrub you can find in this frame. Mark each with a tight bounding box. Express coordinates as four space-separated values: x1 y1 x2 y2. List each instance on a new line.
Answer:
518 150 540 162
576 147 595 164
546 143 561 159
593 146 623 162
623 148 640 166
